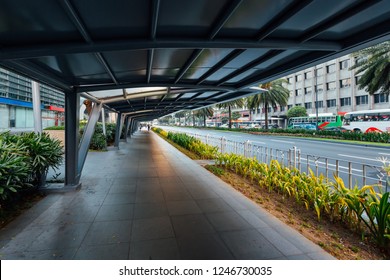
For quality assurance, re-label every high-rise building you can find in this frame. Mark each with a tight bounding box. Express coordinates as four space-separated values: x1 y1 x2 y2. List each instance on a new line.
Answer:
0 68 65 131
251 54 389 126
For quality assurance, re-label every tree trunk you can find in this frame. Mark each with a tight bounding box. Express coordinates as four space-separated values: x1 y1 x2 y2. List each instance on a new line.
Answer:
203 115 206 127
192 113 195 127
228 105 232 129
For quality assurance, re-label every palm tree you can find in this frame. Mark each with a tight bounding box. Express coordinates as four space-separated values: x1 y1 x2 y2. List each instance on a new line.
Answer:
217 99 244 129
350 41 390 95
247 79 290 129
193 107 214 127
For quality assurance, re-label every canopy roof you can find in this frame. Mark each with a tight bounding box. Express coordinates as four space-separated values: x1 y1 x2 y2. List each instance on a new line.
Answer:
1 0 389 120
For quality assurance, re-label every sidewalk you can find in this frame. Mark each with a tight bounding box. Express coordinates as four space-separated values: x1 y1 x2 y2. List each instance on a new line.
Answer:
0 130 335 260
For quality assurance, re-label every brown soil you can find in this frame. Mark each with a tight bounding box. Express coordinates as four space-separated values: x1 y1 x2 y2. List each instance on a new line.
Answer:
205 165 389 260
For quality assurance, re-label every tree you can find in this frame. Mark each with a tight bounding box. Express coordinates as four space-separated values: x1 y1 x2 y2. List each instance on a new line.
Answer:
174 111 185 125
246 79 290 129
193 107 214 127
217 99 244 129
286 106 307 119
350 41 390 95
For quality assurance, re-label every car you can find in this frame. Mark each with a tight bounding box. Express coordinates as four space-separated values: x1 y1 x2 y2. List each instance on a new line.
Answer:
261 124 279 129
321 126 349 133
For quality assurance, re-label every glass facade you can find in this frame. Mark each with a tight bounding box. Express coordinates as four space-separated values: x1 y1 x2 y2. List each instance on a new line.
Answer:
0 68 65 130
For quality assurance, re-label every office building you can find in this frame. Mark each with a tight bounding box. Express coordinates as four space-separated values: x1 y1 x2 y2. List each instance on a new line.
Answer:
0 68 65 131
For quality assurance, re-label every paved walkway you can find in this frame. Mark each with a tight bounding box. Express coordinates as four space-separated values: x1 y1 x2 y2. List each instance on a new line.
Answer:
0 130 334 260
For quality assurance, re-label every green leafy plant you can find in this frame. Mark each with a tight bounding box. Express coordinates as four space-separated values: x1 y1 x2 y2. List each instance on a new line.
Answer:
0 138 31 201
19 132 64 187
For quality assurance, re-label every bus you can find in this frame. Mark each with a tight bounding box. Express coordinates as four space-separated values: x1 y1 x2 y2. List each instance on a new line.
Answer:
287 113 343 130
343 109 390 133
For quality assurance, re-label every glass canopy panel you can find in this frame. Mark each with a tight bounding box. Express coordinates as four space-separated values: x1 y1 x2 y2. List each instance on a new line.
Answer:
89 87 167 99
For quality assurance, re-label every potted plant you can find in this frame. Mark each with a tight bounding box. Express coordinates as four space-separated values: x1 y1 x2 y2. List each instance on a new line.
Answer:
20 132 64 188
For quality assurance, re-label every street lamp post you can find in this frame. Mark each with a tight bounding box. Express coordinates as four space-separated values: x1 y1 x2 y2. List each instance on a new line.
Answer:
315 68 319 131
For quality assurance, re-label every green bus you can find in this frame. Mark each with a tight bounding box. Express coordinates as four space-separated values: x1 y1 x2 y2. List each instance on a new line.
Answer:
287 114 343 130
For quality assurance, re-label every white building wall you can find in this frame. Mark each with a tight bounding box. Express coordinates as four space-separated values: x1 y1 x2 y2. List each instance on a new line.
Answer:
251 54 390 127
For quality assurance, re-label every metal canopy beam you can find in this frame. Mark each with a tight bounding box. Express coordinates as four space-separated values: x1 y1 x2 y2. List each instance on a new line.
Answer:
75 82 235 93
0 39 342 60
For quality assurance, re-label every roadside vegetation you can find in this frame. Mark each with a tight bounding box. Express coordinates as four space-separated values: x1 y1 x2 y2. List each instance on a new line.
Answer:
45 122 120 151
152 127 390 259
177 125 390 144
0 131 63 227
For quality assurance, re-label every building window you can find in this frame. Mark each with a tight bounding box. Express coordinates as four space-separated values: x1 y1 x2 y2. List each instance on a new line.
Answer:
314 84 323 92
355 95 368 105
326 64 336 73
326 81 336 90
374 93 389 104
295 89 302 96
295 74 302 82
304 71 312 79
280 106 285 112
339 59 350 70
326 99 336 107
340 78 351 88
304 87 312 95
257 108 261 114
315 101 323 108
286 77 292 84
355 76 361 84
340 97 351 107
304 102 312 109
287 104 293 110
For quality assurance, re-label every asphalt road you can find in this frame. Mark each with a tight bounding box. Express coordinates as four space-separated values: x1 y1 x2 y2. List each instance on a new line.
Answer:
158 126 390 189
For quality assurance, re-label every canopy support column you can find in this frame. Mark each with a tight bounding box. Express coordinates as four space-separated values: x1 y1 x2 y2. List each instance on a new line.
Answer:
64 91 81 189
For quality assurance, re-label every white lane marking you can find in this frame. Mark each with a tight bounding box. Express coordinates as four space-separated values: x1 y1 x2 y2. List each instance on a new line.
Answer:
378 152 390 156
252 141 266 145
338 154 379 162
270 139 295 144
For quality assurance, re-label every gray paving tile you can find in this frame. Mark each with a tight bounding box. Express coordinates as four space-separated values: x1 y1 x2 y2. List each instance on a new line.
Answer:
256 227 303 256
103 193 136 205
95 204 134 221
134 202 168 219
136 189 165 203
129 238 180 260
83 220 132 245
109 184 137 194
196 198 233 213
131 217 174 241
1 248 77 260
69 194 107 207
206 211 252 232
0 226 46 254
166 201 202 216
163 188 192 201
236 210 271 229
27 223 91 251
171 214 215 237
177 234 234 260
74 243 130 260
220 229 284 259
54 205 100 224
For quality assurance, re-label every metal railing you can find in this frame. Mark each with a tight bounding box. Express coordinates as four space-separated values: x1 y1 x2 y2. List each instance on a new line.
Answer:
184 131 388 191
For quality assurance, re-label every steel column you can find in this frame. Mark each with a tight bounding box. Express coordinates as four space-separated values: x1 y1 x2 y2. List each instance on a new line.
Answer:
114 113 123 148
65 91 81 187
31 81 42 133
78 102 103 174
